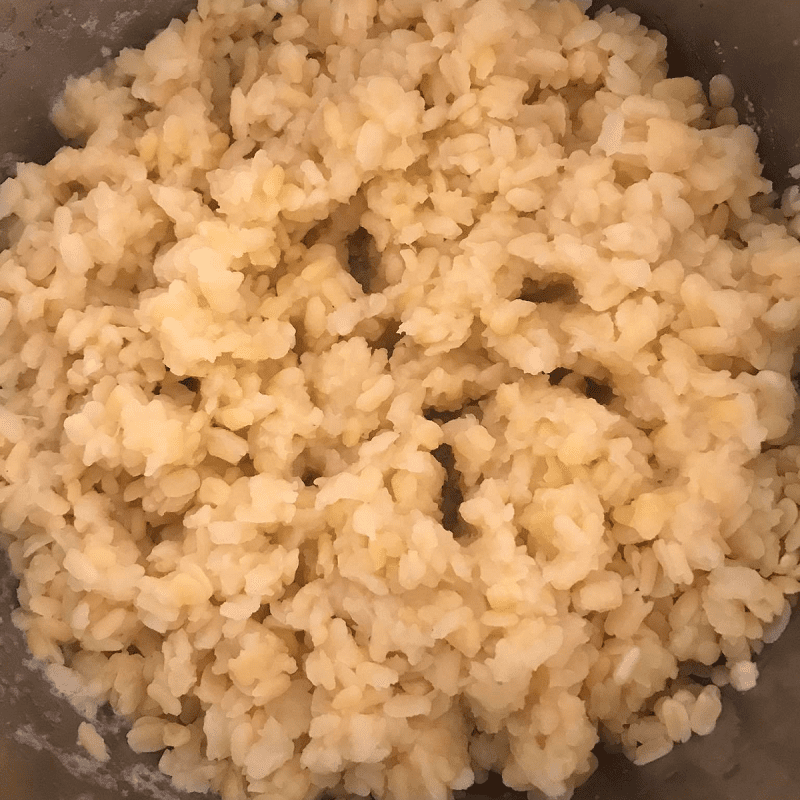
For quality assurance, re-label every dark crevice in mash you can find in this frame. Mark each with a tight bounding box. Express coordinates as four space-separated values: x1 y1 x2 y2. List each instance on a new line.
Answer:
431 443 466 539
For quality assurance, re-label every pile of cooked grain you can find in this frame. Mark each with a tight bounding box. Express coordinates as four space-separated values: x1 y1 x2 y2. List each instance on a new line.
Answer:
1 0 800 798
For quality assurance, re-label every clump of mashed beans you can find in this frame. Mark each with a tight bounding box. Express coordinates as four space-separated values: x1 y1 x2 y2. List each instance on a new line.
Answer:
1 0 800 798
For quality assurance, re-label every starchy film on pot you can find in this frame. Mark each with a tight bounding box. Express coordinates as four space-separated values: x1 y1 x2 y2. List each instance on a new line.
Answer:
1 1 800 799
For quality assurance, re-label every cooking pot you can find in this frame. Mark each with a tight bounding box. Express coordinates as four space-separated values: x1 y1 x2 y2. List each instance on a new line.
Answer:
1 2 799 799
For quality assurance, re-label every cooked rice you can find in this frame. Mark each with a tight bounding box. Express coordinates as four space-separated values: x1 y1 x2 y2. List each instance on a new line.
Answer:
77 721 110 763
1 1 800 798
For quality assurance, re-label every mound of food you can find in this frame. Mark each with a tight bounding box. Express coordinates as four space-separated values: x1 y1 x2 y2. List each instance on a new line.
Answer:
1 1 800 798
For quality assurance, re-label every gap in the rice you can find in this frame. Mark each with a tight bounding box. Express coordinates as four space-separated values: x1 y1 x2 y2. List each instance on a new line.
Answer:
179 695 202 726
549 367 572 385
424 407 463 424
64 180 87 201
293 452 323 488
146 518 183 543
584 376 615 406
423 397 484 423
330 614 357 638
646 454 664 473
347 226 378 293
61 641 81 663
431 443 466 538
610 164 639 190
306 51 325 68
239 454 257 477
751 190 782 215
523 84 541 105
179 376 200 392
16 369 36 391
519 276 579 304
679 660 715 686
373 320 403 358
301 470 320 487
791 366 800 395
419 75 435 110
453 771 512 799
290 317 313 358
301 221 325 249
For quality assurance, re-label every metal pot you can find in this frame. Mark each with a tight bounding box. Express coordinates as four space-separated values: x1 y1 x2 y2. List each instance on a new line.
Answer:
1 2 799 799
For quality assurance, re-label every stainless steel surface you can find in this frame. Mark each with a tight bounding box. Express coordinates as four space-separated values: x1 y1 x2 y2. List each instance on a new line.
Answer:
1 1 800 799
0 550 194 800
0 0 196 178
591 0 800 193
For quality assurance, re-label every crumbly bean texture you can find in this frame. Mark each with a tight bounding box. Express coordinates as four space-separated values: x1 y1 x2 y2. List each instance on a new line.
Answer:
2 1 800 798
